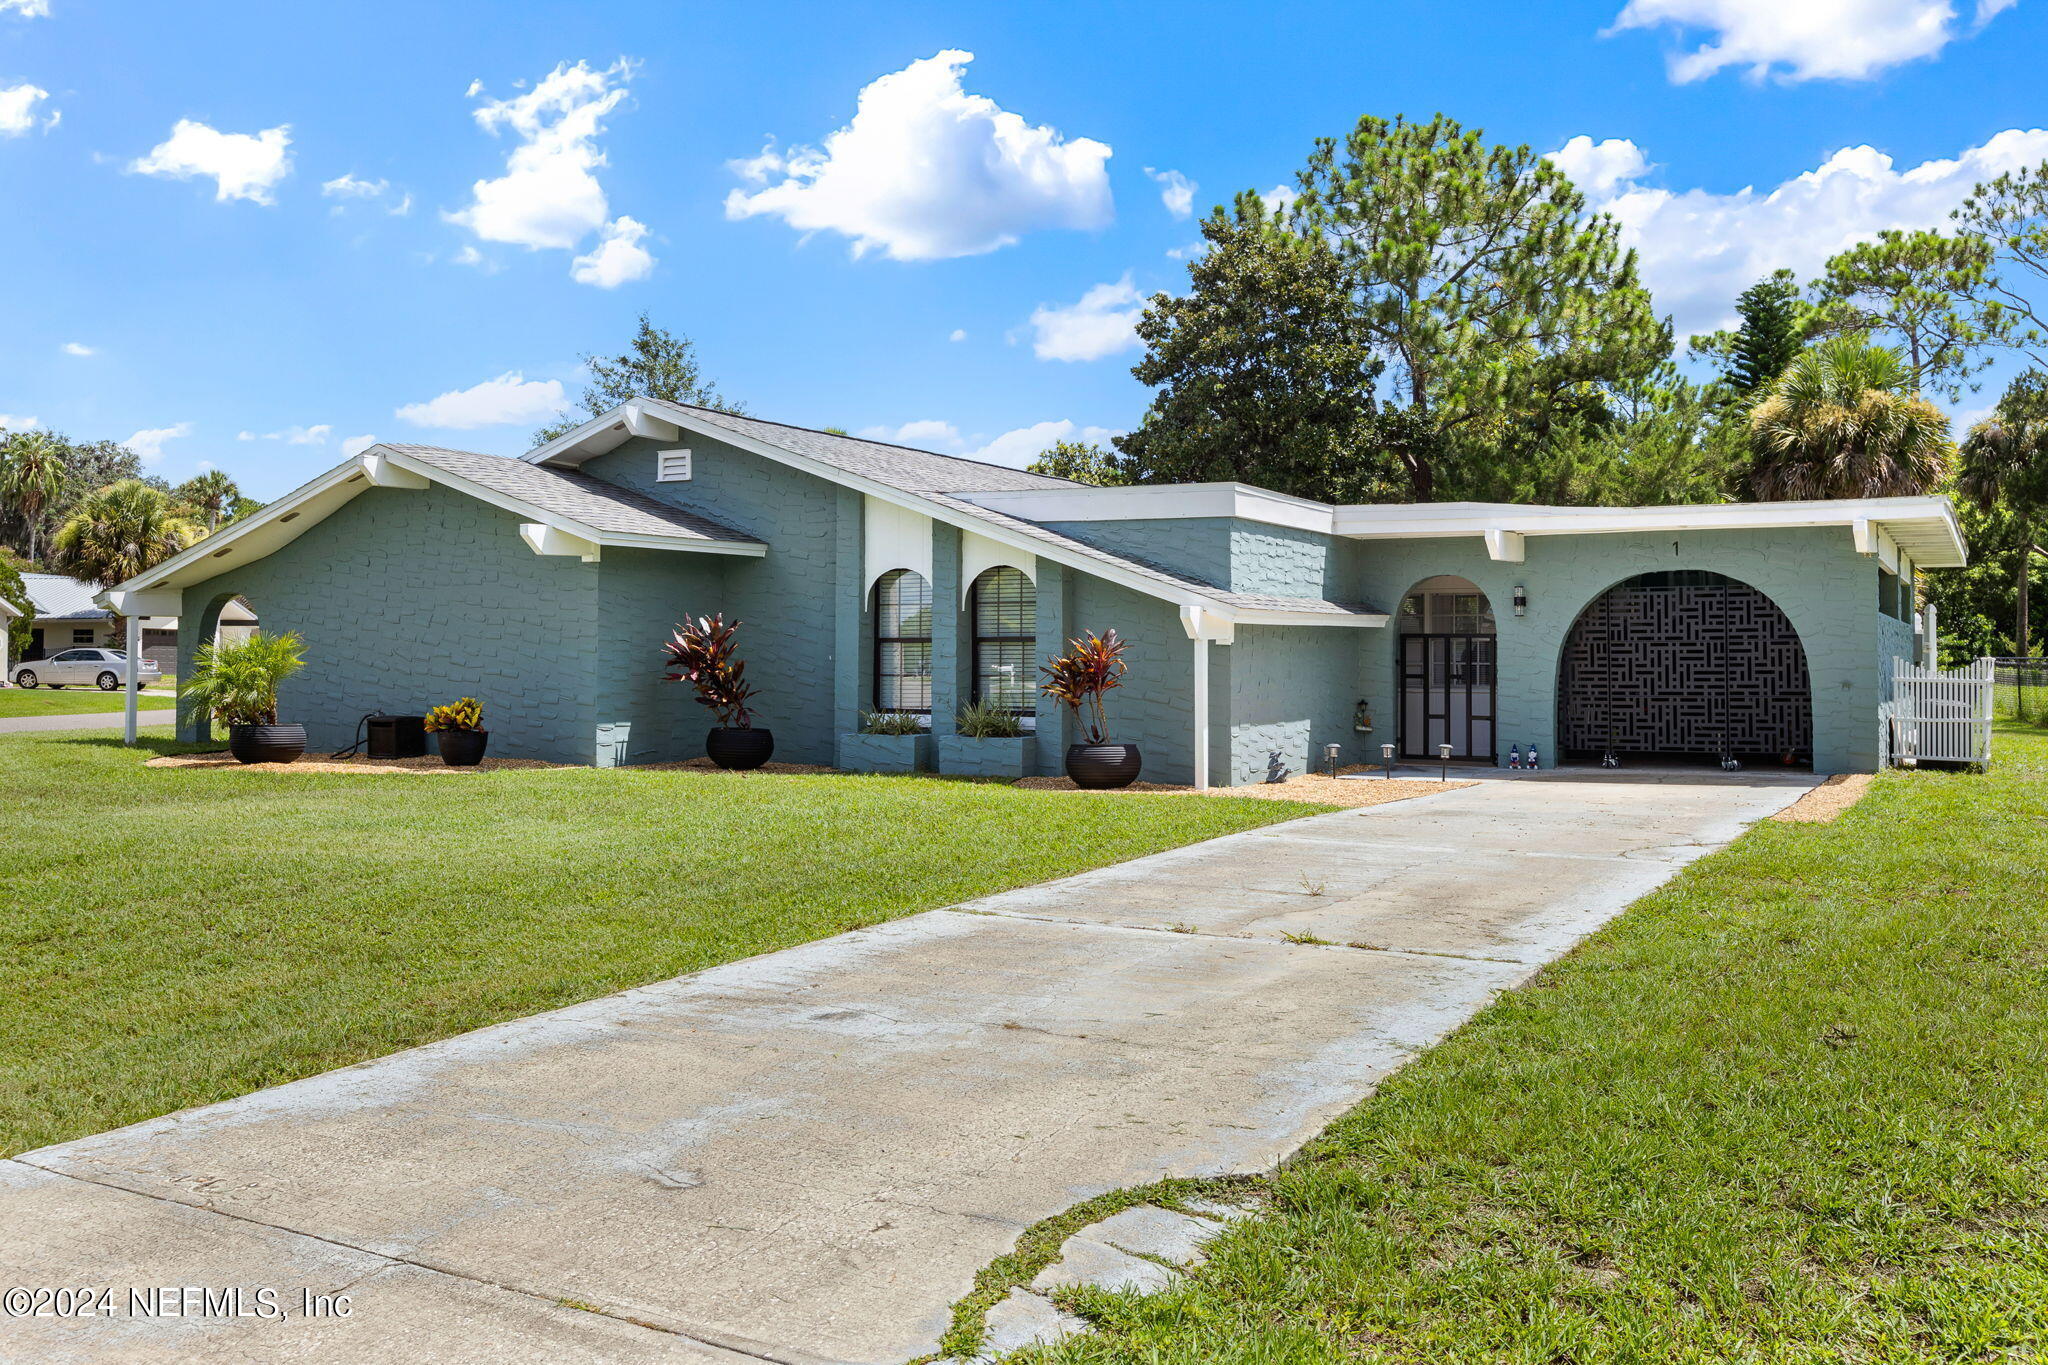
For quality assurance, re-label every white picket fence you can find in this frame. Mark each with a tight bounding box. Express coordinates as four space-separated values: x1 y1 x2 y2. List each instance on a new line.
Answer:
1883 657 1994 769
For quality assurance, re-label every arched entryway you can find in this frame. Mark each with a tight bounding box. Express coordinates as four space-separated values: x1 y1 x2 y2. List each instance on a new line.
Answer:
1397 576 1497 760
1558 571 1812 767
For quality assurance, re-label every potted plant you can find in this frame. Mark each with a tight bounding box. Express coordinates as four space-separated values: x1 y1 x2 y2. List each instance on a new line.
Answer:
936 699 1035 779
182 630 309 764
664 613 772 770
424 696 489 766
837 710 932 773
1040 629 1141 788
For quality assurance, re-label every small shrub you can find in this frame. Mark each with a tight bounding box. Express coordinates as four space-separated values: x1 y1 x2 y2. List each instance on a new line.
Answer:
860 711 924 735
955 700 1024 738
424 697 484 733
662 613 759 728
181 630 306 726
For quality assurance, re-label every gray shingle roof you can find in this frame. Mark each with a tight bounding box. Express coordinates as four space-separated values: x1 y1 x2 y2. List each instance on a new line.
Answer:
22 572 113 620
637 401 1080 494
388 445 762 545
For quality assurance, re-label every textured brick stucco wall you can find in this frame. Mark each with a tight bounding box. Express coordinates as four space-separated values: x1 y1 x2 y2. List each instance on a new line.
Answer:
1065 575 1202 784
1353 526 1893 773
1041 517 1356 598
580 435 846 765
593 548 727 763
1878 610 1916 698
1227 626 1369 784
177 484 602 761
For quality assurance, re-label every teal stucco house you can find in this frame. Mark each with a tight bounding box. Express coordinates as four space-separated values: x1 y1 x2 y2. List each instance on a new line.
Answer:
102 397 1966 784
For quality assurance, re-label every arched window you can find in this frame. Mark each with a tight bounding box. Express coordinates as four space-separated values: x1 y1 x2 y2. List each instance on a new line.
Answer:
969 567 1036 718
873 569 932 716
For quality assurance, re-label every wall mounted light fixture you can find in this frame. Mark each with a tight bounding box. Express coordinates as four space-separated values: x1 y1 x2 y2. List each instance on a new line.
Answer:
1512 585 1528 616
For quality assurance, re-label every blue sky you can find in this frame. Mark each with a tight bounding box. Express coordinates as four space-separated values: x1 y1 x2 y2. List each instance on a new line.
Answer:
1 0 2044 499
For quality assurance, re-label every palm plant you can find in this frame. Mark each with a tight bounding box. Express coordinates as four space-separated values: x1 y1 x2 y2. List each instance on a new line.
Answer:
1039 630 1128 745
1960 374 2048 656
1747 338 1955 500
183 631 307 727
49 479 202 584
0 429 68 564
174 469 241 532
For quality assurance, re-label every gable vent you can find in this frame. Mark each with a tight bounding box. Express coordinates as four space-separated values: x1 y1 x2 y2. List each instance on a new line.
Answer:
656 448 693 483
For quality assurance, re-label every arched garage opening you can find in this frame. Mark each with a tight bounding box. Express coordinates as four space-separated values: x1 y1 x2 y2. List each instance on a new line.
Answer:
1558 571 1812 768
1397 576 1496 761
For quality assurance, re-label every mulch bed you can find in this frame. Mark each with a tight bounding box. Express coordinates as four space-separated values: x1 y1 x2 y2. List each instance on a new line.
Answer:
1769 772 1875 823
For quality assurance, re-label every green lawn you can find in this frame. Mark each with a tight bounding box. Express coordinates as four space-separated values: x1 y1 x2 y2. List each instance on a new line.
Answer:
0 728 1320 1155
1021 724 2048 1365
0 687 176 718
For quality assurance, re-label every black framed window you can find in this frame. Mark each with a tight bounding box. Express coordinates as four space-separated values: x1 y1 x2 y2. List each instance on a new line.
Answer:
873 569 932 714
970 567 1036 716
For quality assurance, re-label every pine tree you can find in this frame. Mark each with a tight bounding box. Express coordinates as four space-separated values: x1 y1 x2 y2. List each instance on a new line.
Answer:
1725 271 1805 395
534 315 744 445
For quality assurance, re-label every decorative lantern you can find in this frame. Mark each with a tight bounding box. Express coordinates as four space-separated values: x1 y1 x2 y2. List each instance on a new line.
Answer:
1437 741 1452 782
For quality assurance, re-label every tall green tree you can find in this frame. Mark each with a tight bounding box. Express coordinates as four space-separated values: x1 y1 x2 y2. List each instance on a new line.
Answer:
1953 161 2048 360
49 480 203 586
172 469 242 532
534 314 746 444
1807 229 2015 400
1746 337 1954 500
1287 113 1666 499
1113 193 1398 503
1690 270 1809 395
0 429 68 564
1958 371 2048 656
0 554 31 664
1027 440 1127 486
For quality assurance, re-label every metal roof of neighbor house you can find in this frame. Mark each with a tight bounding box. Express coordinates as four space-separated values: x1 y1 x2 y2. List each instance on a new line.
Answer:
389 446 764 545
22 572 113 621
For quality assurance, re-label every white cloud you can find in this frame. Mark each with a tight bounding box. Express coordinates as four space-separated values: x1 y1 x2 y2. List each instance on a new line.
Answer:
1561 126 2048 337
0 82 52 136
452 243 491 269
569 214 654 287
321 172 388 199
340 434 378 458
1607 0 2017 82
449 58 648 276
1029 274 1146 362
0 413 38 431
724 49 1113 261
856 418 963 446
388 193 412 217
130 119 292 204
125 422 193 464
1549 135 1656 197
1146 167 1196 219
948 328 968 342
968 420 1121 469
396 372 566 429
0 0 50 16
235 430 255 441
60 341 94 356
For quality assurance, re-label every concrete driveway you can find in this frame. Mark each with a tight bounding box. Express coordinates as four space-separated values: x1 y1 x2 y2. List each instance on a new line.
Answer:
0 769 1812 1364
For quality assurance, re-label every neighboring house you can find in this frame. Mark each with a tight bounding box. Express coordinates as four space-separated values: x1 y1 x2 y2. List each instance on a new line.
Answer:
18 572 254 673
100 398 1965 782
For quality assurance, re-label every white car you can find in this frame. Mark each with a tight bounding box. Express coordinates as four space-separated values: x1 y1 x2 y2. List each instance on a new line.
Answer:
12 648 160 691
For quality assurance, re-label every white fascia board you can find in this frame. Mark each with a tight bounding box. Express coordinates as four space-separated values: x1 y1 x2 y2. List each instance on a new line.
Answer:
1231 608 1390 628
606 400 1240 616
95 588 181 617
959 482 1336 534
376 449 764 559
111 457 374 595
522 400 682 467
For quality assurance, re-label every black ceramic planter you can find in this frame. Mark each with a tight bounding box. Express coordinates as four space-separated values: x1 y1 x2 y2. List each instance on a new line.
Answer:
228 723 307 765
707 726 774 770
1066 742 1142 789
436 729 490 767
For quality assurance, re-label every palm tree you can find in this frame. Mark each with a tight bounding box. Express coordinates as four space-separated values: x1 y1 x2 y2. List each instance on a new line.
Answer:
174 469 241 532
0 429 69 564
1960 374 2048 656
1747 337 1955 500
49 479 203 585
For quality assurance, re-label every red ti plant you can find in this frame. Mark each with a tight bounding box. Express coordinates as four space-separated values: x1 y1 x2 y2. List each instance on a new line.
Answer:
663 613 759 728
1039 629 1128 745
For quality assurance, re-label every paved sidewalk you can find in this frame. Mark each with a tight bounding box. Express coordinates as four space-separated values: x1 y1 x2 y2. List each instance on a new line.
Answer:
0 769 1812 1364
0 707 175 735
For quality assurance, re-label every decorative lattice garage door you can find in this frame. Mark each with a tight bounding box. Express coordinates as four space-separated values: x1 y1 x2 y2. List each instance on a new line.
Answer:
1559 571 1811 763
